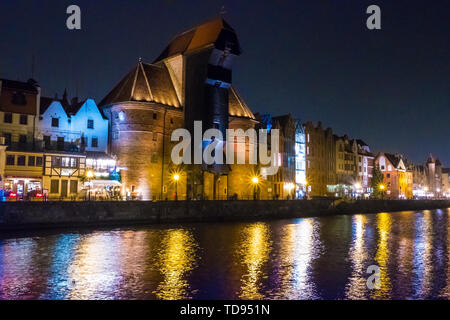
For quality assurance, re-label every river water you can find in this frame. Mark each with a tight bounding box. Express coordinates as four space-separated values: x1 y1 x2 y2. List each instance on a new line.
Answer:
1 209 450 300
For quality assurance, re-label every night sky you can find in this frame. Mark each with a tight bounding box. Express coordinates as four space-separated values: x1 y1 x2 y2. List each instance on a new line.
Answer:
0 0 449 165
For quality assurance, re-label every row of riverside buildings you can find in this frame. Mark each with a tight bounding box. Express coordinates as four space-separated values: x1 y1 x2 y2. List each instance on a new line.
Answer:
0 18 448 201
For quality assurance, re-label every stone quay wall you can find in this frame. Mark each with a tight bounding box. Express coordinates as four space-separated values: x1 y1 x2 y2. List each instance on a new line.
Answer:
0 199 449 231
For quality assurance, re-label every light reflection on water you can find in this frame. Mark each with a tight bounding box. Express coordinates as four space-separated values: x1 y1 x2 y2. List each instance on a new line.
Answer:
0 208 449 300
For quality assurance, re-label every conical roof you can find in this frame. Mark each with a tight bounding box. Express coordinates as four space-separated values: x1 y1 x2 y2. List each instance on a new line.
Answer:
99 61 181 108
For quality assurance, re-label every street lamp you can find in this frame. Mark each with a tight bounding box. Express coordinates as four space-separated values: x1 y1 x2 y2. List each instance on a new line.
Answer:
86 170 94 201
379 184 385 200
251 176 259 200
354 183 362 199
173 173 180 201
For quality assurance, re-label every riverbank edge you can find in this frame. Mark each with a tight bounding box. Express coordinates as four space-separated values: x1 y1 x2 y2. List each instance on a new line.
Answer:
1 199 449 232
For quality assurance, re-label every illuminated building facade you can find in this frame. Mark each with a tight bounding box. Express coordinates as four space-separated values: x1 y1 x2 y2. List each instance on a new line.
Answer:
375 152 413 199
332 136 374 197
304 121 335 197
294 119 306 198
100 18 257 201
425 155 443 198
0 78 41 150
39 97 108 153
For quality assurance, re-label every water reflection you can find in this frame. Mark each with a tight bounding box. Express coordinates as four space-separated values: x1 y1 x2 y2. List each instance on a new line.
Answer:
0 208 449 300
44 234 80 299
372 212 393 299
275 219 322 299
345 215 368 299
67 232 123 299
154 229 198 300
236 222 271 299
412 211 433 298
440 208 450 298
0 239 36 299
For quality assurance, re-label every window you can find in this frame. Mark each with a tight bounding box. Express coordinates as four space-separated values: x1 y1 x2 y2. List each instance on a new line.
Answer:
4 113 12 123
112 131 119 140
87 119 94 129
153 113 157 120
70 180 78 194
19 135 27 144
44 135 51 149
28 156 35 166
57 137 64 151
388 165 392 171
70 158 78 168
152 133 157 142
170 118 174 124
50 180 59 194
6 155 15 165
51 117 59 127
36 156 43 167
52 156 62 167
17 155 26 166
62 157 70 167
387 173 391 178
20 114 28 125
12 91 26 105
4 133 11 145
91 137 98 148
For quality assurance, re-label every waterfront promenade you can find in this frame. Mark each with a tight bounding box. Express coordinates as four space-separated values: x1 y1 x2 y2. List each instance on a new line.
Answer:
0 199 449 232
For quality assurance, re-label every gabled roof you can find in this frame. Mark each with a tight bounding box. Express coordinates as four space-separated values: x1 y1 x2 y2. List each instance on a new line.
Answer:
384 153 403 168
228 86 255 120
154 18 241 62
64 98 87 116
40 97 55 115
356 139 368 147
99 61 181 108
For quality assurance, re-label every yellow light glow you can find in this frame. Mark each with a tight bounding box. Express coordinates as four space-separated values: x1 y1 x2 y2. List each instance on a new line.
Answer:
86 170 94 178
251 177 259 184
354 183 361 190
379 184 385 190
173 174 180 181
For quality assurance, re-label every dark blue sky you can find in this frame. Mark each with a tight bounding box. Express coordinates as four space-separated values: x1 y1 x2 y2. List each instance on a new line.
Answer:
0 0 449 165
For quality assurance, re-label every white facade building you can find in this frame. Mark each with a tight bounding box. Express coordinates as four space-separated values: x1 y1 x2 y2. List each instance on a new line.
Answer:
38 98 108 153
295 120 306 198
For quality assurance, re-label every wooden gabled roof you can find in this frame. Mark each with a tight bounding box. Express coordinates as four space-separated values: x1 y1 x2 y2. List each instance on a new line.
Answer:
154 18 241 62
99 61 181 108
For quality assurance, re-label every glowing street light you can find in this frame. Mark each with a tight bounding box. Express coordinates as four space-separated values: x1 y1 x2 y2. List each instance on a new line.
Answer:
379 184 385 190
86 170 94 201
173 173 180 200
86 170 94 178
251 176 259 200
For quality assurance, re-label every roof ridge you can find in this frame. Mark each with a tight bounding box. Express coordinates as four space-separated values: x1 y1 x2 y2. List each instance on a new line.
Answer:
140 62 154 101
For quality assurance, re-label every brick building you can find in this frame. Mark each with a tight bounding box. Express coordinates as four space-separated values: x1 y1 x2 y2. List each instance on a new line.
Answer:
100 18 258 201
